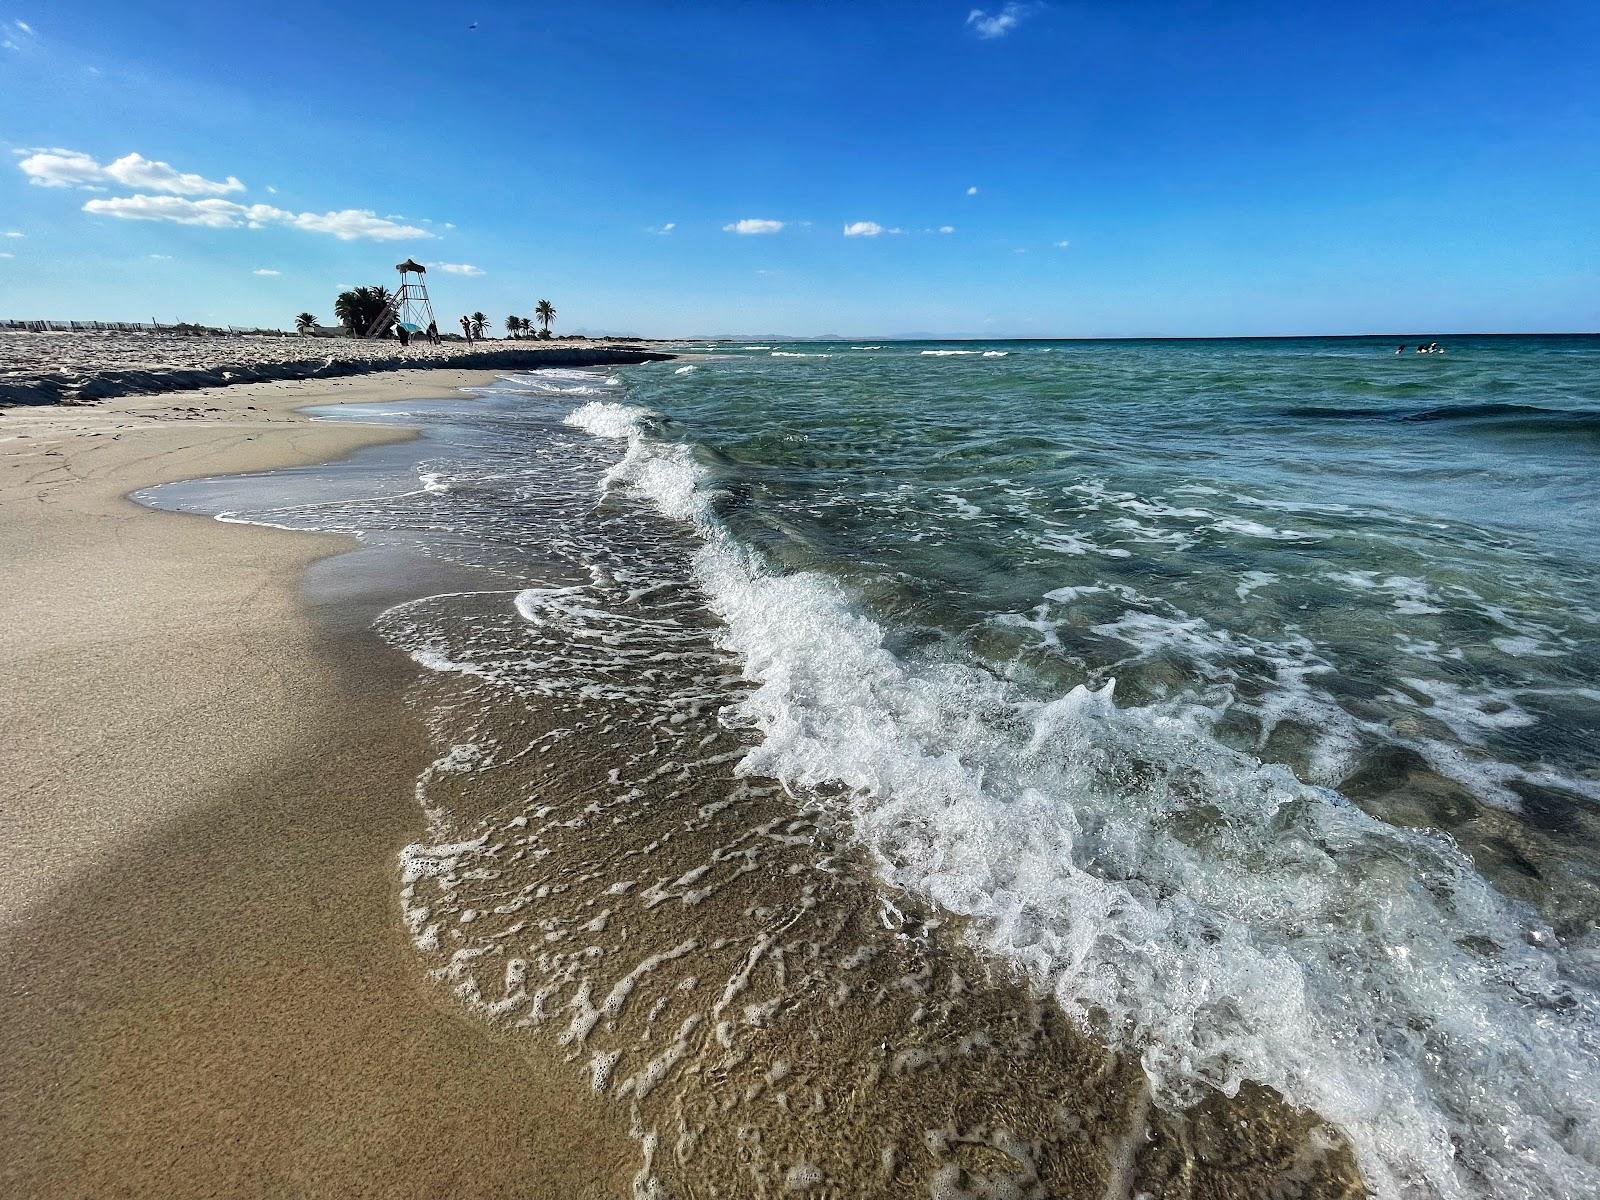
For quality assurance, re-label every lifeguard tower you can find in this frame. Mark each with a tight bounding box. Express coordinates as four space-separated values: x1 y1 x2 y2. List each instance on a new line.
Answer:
368 258 437 337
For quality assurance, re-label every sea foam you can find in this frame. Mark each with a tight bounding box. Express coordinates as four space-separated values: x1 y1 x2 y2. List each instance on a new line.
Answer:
564 395 1600 1200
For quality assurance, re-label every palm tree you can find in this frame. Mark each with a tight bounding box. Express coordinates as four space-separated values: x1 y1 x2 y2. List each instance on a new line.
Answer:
519 316 533 337
534 299 556 338
470 311 489 339
294 312 318 335
333 285 394 337
505 314 522 339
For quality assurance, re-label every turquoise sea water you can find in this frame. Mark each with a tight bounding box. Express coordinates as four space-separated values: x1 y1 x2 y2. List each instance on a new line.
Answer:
149 336 1600 1198
600 335 1600 1198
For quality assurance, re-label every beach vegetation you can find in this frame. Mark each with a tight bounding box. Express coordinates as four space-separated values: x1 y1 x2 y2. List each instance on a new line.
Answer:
470 311 489 339
333 285 395 337
535 299 556 338
294 312 318 334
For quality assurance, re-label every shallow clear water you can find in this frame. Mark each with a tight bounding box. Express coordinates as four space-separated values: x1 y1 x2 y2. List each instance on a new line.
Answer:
593 337 1600 1199
145 338 1600 1199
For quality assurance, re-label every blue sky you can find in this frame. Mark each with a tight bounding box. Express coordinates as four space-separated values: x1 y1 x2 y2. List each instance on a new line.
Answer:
1 1 1596 337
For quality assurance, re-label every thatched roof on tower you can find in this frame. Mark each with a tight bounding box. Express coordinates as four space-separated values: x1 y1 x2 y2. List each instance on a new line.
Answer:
395 258 426 275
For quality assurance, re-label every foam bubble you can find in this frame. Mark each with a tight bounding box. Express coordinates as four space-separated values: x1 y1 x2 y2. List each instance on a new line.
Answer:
568 396 1600 1200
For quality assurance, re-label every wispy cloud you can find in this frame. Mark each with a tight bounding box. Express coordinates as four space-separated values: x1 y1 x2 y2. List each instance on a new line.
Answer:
1054 239 1071 249
966 3 1038 39
3 230 22 238
252 267 280 276
16 148 244 195
0 252 14 259
723 218 784 235
148 253 172 260
939 225 956 234
435 262 484 275
649 221 676 235
843 221 885 237
14 19 34 34
81 194 431 240
290 209 429 239
966 185 980 196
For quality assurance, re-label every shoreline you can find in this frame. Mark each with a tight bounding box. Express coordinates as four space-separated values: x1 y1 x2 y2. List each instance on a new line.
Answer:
0 328 673 407
0 370 634 1197
0 361 1370 1199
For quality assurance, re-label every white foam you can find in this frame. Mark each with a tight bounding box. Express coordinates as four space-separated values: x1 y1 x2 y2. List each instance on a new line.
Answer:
673 365 698 374
770 351 831 358
1327 571 1442 614
566 399 657 442
1492 635 1565 658
1210 516 1319 541
495 367 617 397
566 397 1600 1200
1235 570 1278 601
920 349 979 356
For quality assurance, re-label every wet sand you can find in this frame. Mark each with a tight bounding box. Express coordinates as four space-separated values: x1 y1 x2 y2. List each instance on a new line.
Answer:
0 372 633 1198
0 367 1369 1199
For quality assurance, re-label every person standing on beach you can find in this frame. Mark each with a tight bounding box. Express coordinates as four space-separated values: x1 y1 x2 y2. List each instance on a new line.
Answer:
427 320 439 345
396 323 411 348
460 315 472 344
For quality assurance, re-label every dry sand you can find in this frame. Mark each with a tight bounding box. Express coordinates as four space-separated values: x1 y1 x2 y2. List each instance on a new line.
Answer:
0 372 634 1198
0 328 670 406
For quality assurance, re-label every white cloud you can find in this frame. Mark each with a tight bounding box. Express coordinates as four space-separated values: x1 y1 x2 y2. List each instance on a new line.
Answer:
443 222 456 230
723 218 784 235
435 262 484 275
1054 239 1071 249
15 19 33 33
843 221 885 237
15 148 102 188
966 3 1037 39
966 185 979 196
3 230 21 238
107 153 243 195
652 221 676 234
253 267 280 276
939 225 956 234
0 251 13 259
3 40 18 51
81 194 431 240
289 208 427 240
16 148 244 195
148 253 172 260
266 185 277 195
82 195 274 227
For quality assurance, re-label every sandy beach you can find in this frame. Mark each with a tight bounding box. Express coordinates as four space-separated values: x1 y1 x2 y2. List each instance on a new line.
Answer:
0 371 634 1198
0 361 1374 1199
0 328 670 406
